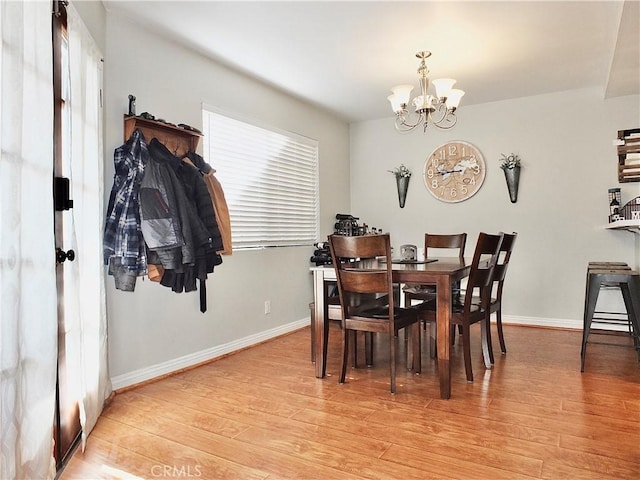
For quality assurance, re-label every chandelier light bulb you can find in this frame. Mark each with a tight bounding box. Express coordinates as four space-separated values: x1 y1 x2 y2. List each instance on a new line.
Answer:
445 89 465 110
432 78 456 100
389 84 414 110
387 94 403 114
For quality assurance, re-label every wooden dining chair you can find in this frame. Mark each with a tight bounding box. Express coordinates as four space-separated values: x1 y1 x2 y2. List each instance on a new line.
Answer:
485 232 518 358
416 232 503 382
403 233 467 354
459 232 518 365
328 234 421 393
404 233 467 304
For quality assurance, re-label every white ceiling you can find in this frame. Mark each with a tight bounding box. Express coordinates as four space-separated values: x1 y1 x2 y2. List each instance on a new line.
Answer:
103 0 640 123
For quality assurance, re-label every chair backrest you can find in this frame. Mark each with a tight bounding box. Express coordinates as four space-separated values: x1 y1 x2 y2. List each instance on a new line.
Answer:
493 232 517 284
425 233 467 260
328 234 394 319
462 232 504 310
490 232 517 299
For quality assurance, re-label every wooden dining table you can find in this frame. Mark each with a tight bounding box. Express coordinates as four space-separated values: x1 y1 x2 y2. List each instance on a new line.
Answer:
310 257 473 399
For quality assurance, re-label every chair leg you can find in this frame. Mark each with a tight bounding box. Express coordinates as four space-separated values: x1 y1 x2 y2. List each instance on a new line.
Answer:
411 323 421 374
496 307 507 354
451 324 463 345
485 311 495 365
405 325 420 373
352 331 358 368
406 327 414 372
461 324 474 382
581 274 601 372
481 315 493 368
365 332 374 366
429 325 437 359
621 279 640 361
339 328 349 384
389 332 397 394
322 307 331 378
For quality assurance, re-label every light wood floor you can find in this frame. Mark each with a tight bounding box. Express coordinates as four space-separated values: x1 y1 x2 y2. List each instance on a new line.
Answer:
60 323 640 480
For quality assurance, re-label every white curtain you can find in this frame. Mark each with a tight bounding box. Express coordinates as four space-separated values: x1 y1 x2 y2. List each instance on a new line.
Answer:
65 3 110 447
0 1 57 480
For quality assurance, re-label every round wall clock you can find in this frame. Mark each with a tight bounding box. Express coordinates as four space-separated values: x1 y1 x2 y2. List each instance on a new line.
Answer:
423 141 486 203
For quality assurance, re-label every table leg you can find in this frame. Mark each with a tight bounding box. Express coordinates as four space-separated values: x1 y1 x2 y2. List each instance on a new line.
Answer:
313 270 327 378
436 275 452 399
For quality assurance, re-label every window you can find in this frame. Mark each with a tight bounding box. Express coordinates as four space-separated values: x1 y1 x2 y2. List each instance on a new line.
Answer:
202 107 319 249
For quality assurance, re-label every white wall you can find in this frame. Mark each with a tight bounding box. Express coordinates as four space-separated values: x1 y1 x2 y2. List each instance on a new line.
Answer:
72 0 105 52
104 13 350 387
350 89 640 327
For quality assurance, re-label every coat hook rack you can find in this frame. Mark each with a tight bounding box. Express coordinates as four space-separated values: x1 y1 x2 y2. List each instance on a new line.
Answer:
123 114 202 158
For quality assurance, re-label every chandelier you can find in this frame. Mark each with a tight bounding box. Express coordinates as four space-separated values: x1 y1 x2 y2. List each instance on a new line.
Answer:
388 51 464 133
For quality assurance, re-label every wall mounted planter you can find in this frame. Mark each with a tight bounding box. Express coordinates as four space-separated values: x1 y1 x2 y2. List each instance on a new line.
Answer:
502 165 521 203
396 175 410 208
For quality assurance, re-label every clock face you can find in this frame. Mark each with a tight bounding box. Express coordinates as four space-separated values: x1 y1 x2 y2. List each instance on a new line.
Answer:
423 141 486 203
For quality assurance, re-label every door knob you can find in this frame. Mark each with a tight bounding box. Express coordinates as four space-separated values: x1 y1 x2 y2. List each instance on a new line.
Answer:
56 248 76 264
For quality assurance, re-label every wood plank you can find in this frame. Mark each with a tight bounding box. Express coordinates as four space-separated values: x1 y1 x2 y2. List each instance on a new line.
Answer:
91 417 270 480
559 432 640 464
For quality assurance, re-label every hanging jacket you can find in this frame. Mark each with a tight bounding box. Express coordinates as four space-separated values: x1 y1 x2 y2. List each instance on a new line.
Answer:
148 139 222 255
139 145 193 271
103 128 147 291
186 151 233 255
146 139 222 309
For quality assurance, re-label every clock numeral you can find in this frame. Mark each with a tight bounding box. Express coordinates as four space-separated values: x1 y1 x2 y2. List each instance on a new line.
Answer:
426 168 434 178
448 144 457 156
431 179 438 189
469 177 476 185
473 165 480 175
450 188 457 198
461 185 468 195
439 149 446 160
432 157 440 167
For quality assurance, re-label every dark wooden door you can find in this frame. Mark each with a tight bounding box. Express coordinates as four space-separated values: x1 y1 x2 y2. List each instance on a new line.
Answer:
52 2 82 470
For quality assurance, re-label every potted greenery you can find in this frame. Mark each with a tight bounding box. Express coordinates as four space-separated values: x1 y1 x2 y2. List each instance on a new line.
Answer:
388 164 412 208
499 153 521 203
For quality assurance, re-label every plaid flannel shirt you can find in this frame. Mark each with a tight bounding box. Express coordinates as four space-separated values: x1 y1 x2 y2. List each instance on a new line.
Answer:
103 128 148 275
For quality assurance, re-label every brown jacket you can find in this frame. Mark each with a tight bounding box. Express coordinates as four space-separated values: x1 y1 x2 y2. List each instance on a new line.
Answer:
201 168 232 255
183 157 232 255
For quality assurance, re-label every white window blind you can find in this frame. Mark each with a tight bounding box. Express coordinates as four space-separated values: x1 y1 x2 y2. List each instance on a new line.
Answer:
202 108 319 249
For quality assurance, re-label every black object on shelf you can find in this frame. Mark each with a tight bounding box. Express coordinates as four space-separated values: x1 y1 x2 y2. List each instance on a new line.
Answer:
310 242 332 266
334 213 362 236
128 94 136 116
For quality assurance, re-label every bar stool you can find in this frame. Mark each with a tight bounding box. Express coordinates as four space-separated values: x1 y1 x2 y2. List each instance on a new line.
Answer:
581 263 640 372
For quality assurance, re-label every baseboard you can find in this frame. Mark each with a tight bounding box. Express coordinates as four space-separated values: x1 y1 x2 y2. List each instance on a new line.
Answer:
110 318 309 391
500 314 582 330
502 314 634 333
111 314 589 390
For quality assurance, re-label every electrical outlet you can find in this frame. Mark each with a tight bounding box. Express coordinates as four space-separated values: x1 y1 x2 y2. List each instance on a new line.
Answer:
264 300 271 315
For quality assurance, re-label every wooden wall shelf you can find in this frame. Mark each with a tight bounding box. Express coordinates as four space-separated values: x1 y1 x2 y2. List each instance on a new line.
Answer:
124 115 202 157
617 128 640 183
